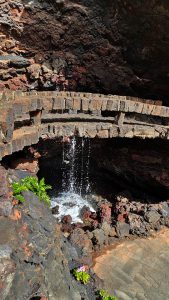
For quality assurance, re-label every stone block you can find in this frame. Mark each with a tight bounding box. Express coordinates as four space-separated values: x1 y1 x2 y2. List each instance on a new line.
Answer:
97 130 109 138
134 102 144 113
42 98 53 111
151 105 161 116
101 123 112 130
116 222 130 237
73 98 81 110
101 99 107 111
53 97 65 110
0 108 14 143
82 98 89 111
89 99 97 111
109 127 119 137
133 125 155 138
107 99 119 111
65 98 73 110
119 126 134 138
30 110 42 125
142 104 153 115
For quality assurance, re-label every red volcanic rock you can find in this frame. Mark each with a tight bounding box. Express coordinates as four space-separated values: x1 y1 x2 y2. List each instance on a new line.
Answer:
1 1 169 100
80 206 92 222
61 214 72 224
99 203 112 224
69 228 93 254
61 223 73 234
117 213 126 223
10 158 39 174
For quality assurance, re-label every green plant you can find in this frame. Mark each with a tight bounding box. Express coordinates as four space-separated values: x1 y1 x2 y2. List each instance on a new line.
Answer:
73 268 90 284
12 176 52 206
98 289 118 300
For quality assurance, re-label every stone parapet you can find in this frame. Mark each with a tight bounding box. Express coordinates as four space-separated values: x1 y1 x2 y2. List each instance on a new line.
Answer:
0 91 168 160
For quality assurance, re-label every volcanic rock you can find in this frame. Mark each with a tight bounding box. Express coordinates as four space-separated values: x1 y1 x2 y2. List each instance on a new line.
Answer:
116 222 130 238
144 210 161 224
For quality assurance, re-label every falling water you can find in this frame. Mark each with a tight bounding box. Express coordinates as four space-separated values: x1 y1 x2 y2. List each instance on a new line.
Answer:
51 136 95 222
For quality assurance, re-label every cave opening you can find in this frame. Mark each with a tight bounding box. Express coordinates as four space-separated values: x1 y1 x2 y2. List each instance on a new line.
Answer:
3 136 169 223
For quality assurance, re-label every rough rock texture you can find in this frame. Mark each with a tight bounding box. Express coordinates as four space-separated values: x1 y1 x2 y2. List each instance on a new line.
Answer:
1 0 169 101
91 138 169 197
0 167 92 300
0 165 13 217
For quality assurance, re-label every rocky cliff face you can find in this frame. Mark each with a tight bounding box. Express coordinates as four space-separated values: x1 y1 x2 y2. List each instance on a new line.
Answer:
1 0 169 101
0 166 92 300
91 138 169 199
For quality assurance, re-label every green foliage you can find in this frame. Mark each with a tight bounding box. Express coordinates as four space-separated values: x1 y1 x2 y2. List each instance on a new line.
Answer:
73 268 90 284
98 289 118 300
12 176 52 206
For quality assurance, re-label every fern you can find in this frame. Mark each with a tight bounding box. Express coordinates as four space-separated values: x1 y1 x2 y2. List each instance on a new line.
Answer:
12 176 52 206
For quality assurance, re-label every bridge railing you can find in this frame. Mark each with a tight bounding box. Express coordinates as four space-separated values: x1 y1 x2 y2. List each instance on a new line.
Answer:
0 91 169 160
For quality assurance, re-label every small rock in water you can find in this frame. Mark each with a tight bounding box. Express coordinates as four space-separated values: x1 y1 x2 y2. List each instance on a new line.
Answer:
52 205 59 215
62 214 72 224
80 205 91 221
63 202 75 207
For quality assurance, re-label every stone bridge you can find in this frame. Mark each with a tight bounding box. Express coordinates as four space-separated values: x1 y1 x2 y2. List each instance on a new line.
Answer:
0 91 169 160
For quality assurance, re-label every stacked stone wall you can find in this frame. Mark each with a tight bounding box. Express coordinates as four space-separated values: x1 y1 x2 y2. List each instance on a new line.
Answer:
0 91 169 160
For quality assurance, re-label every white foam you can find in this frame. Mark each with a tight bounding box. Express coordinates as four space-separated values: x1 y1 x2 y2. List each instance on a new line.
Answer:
51 192 95 223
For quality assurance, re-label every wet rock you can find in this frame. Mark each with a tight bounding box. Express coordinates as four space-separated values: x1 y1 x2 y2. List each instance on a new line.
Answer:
144 210 161 223
80 206 99 229
80 205 91 221
52 205 59 214
116 222 130 237
62 214 72 224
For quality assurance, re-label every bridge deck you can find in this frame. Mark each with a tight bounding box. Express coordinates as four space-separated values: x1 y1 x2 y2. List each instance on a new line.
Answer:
0 91 168 160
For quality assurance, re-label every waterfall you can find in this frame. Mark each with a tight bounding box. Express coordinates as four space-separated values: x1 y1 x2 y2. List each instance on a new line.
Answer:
51 136 95 223
62 136 91 195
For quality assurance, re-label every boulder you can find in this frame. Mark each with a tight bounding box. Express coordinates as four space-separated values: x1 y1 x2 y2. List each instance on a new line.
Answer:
101 222 116 237
116 222 130 237
92 228 105 248
61 214 72 224
52 205 59 215
9 57 30 68
69 228 93 254
10 158 39 174
144 210 161 223
99 203 112 224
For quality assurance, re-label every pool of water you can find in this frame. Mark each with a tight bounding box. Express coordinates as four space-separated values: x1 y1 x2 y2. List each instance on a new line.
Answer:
51 191 95 223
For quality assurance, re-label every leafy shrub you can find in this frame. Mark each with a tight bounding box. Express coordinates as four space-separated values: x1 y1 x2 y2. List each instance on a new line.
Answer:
73 268 90 284
12 176 52 206
98 289 118 300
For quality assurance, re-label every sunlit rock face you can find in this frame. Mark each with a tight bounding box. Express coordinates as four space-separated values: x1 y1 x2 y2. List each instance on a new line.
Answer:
1 0 169 101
